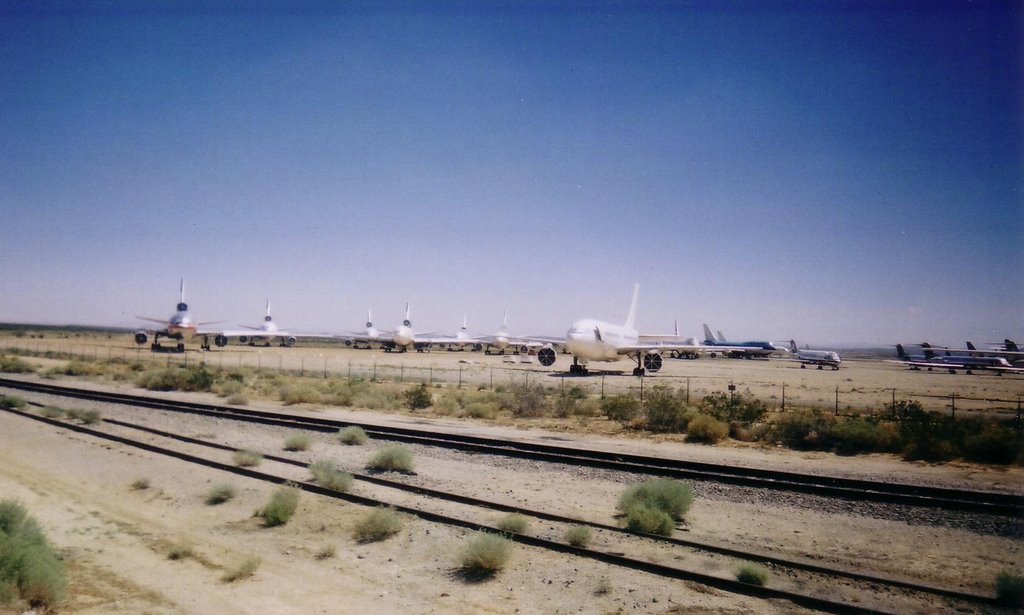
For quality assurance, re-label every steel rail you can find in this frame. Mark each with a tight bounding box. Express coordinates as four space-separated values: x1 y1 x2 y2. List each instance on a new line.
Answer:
2 404 930 615
86 410 998 607
2 377 1020 517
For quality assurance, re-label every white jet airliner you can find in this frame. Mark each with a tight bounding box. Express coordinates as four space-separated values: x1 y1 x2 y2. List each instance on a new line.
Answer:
134 279 220 352
787 340 842 370
207 301 333 348
535 284 715 376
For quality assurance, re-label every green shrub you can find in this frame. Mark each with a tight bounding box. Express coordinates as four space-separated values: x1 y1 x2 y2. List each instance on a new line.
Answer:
0 500 67 607
0 396 26 409
501 384 549 418
404 383 433 410
496 513 529 534
366 446 414 473
213 379 244 397
283 432 311 452
459 532 511 578
205 483 237 505
831 417 900 455
338 426 369 445
232 449 263 467
281 385 322 405
62 408 81 421
621 504 675 535
565 525 591 547
227 393 249 405
996 571 1024 607
643 387 690 433
463 402 496 419
736 562 770 586
700 393 768 425
964 423 1022 465
617 479 693 521
308 461 353 492
259 484 300 527
39 406 63 419
79 409 101 425
0 355 33 373
601 395 640 424
136 366 215 392
686 414 729 444
772 409 834 450
221 556 260 582
352 507 402 543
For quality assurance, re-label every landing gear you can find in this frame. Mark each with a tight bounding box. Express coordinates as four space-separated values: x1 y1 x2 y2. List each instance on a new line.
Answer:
568 357 588 375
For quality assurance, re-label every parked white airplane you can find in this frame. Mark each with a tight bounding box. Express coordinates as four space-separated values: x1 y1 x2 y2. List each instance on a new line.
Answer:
475 311 543 354
206 301 333 348
535 284 715 376
339 309 391 349
134 279 219 352
787 340 842 370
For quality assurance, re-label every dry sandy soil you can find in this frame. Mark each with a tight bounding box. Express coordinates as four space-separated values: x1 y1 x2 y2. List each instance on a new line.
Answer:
1 338 1023 614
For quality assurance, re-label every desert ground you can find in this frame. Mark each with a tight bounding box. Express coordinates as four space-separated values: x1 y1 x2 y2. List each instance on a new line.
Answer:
1 333 1022 614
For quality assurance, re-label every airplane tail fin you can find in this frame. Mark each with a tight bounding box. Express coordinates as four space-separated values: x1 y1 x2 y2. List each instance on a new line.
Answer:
674 319 679 337
624 283 639 331
702 324 716 342
1006 339 1019 352
717 330 726 341
966 341 976 352
402 303 411 327
461 314 468 331
921 343 935 359
265 300 272 322
789 339 798 353
180 278 185 303
896 344 907 359
501 310 508 333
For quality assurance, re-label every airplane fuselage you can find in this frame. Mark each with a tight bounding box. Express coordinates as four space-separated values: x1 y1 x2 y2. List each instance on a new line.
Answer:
565 319 638 363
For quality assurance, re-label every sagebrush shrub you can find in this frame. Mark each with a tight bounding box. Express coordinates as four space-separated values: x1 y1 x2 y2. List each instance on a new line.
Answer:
259 484 300 527
352 507 402 543
459 532 511 578
308 461 353 492
736 562 770 586
496 513 529 534
617 479 693 520
338 426 368 445
366 446 414 473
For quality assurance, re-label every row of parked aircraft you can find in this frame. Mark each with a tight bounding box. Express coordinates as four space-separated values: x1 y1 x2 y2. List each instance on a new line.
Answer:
134 281 847 376
891 341 1024 375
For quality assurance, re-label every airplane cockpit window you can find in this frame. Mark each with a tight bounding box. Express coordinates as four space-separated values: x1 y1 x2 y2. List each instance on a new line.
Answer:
177 303 188 312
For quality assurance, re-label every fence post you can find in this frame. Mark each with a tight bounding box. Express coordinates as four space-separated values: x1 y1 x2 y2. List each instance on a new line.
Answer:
300 356 305 376
834 386 839 416
601 374 605 399
401 365 404 383
640 373 644 403
950 394 956 419
323 356 327 379
781 382 785 411
458 366 462 389
686 377 691 405
1016 396 1021 430
489 369 493 390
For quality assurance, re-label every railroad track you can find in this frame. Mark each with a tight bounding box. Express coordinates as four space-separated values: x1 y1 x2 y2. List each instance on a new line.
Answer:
2 402 1004 614
2 376 1021 517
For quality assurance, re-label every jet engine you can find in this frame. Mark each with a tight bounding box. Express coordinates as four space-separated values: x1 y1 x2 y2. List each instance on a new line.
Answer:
344 339 353 347
238 336 248 344
642 352 664 373
214 335 228 347
473 343 483 352
537 347 556 367
134 331 148 345
284 336 297 347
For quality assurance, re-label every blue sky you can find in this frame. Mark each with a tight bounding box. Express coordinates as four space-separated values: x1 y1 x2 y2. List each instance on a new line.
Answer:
1 1 1020 346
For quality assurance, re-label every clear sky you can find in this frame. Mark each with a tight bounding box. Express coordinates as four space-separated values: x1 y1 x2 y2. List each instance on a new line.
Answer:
1 1 1021 347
